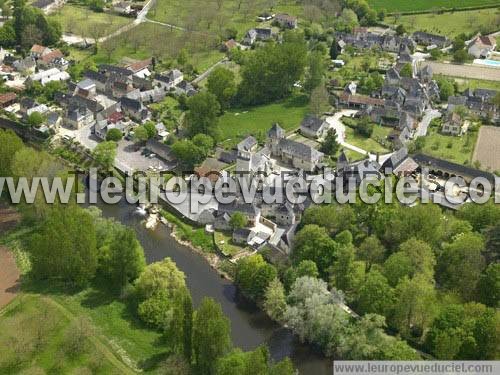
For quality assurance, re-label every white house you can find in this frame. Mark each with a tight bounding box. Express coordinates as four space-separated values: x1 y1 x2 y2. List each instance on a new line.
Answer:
28 68 70 86
468 36 497 58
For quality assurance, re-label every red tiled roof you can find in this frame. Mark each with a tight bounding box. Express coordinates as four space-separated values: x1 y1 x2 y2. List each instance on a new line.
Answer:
40 49 63 63
30 44 47 54
225 39 238 49
108 111 124 124
0 92 17 104
126 58 152 73
339 92 385 107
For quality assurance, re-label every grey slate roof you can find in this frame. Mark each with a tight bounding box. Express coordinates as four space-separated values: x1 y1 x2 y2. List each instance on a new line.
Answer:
268 123 285 139
278 138 323 161
300 115 325 133
237 136 257 152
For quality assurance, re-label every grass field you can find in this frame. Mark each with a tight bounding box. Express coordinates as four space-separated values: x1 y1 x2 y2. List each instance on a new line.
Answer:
49 5 131 37
368 0 499 12
217 94 309 149
388 8 500 37
454 77 500 92
344 124 392 154
214 231 246 257
420 126 478 165
0 293 131 374
148 0 303 39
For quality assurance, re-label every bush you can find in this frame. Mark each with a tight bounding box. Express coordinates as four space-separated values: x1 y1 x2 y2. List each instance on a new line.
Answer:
105 128 122 142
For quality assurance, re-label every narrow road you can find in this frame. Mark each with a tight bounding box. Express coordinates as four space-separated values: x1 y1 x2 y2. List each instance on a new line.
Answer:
416 109 441 137
192 57 229 84
325 110 369 155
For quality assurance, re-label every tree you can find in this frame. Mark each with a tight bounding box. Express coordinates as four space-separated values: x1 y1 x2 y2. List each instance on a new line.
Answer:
92 141 117 170
391 275 437 338
29 206 98 286
395 24 406 35
264 278 287 323
193 298 231 375
133 126 149 143
229 211 247 229
27 111 45 127
235 254 277 302
185 91 220 138
105 226 146 293
453 49 468 63
437 232 485 301
182 292 193 362
207 67 236 112
238 32 307 105
477 263 500 308
172 140 204 170
357 235 385 272
106 128 122 142
301 204 355 236
304 50 325 94
320 130 340 155
192 133 214 158
135 258 186 301
399 63 412 78
329 38 339 60
355 116 374 137
356 269 394 316
292 224 338 277
383 252 413 287
435 76 455 101
0 129 24 177
309 84 330 116
398 238 436 281
143 121 157 139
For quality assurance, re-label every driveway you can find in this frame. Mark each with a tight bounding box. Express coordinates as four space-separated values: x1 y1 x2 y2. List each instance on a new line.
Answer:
416 109 441 137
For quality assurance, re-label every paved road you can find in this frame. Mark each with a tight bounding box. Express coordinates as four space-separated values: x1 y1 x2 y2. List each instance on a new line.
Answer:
416 109 441 137
324 110 370 155
192 57 229 84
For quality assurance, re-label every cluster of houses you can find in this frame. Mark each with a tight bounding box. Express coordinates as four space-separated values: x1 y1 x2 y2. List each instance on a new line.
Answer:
447 88 499 126
243 12 298 46
336 28 416 54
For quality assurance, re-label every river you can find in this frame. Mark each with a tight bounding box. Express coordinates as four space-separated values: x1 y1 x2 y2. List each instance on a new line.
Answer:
96 200 332 374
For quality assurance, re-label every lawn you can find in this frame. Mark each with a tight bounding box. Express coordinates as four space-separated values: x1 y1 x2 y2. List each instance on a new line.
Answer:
388 8 500 37
344 124 392 154
454 77 500 92
0 293 131 374
420 126 478 165
214 231 247 257
148 0 303 39
48 5 131 37
217 94 309 149
368 0 499 12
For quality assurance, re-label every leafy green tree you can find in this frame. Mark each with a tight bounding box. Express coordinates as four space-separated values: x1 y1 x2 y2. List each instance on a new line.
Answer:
301 204 355 235
29 205 98 286
399 238 436 281
105 226 146 293
135 258 186 301
235 254 277 302
292 224 338 277
383 251 413 287
143 121 157 139
354 116 374 137
185 91 220 138
356 269 394 316
238 31 307 105
329 236 358 296
391 275 437 338
304 51 325 94
264 278 287 323
27 111 45 127
192 133 214 158
329 38 339 59
399 63 412 78
357 235 385 272
0 129 24 177
172 140 204 169
320 129 339 156
477 263 500 307
229 211 247 229
437 232 485 301
283 260 319 292
0 21 16 47
458 201 500 232
453 49 468 63
193 298 232 375
207 67 236 112
435 76 455 101
182 292 193 362
133 126 149 143
92 141 117 170
106 128 122 142
395 24 405 35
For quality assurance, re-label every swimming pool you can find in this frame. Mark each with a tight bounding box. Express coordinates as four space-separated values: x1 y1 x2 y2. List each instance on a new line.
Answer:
473 59 500 68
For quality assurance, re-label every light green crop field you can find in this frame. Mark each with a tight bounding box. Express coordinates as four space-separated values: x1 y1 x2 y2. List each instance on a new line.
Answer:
389 8 500 37
368 0 499 12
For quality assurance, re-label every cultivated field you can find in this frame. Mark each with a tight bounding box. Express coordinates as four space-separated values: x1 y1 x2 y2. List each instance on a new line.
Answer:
472 126 500 172
421 61 500 82
368 0 499 12
48 5 131 37
421 126 478 165
390 8 500 37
